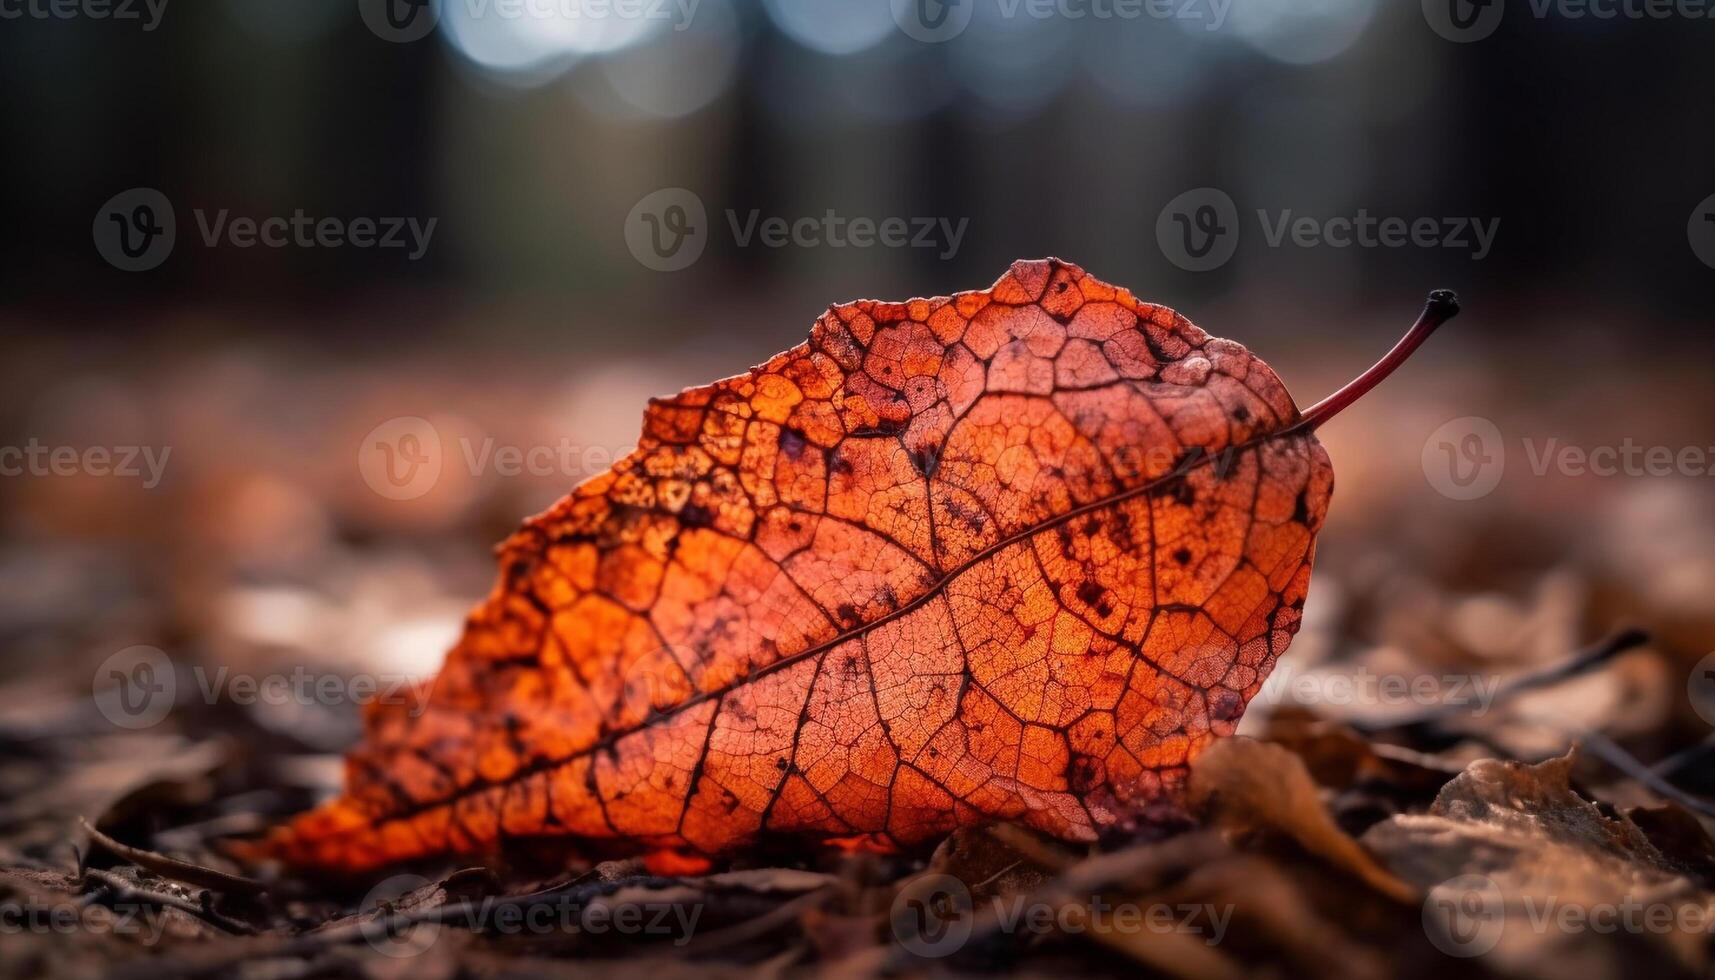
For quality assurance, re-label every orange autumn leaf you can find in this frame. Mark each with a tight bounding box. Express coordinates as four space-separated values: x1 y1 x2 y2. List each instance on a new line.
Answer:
261 259 1457 874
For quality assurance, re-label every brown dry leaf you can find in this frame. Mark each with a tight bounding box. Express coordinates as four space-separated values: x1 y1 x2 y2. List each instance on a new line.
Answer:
1187 736 1416 902
1259 709 1462 797
895 825 1246 980
1364 751 1715 977
1162 855 1394 980
1625 803 1715 884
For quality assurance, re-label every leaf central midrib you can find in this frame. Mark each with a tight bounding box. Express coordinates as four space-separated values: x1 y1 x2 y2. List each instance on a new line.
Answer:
361 422 1307 829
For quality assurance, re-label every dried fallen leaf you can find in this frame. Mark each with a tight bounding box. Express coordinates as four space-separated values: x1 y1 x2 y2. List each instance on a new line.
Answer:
259 260 1457 873
1187 736 1415 902
1365 751 1715 976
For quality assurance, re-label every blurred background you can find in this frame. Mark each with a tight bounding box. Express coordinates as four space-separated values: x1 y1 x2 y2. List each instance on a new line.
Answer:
0 0 1712 804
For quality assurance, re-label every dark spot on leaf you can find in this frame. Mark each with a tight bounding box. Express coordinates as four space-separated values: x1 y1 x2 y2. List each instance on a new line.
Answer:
1168 481 1196 507
1067 755 1103 793
852 418 905 438
909 444 940 478
679 501 714 529
1210 690 1244 722
1076 581 1106 608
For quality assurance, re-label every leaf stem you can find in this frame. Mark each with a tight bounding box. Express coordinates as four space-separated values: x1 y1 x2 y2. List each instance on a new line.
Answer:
1293 289 1461 433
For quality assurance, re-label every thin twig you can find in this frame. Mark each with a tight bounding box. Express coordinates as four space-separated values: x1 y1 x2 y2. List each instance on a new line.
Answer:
80 817 268 897
80 867 256 936
1560 728 1715 820
1345 627 1650 734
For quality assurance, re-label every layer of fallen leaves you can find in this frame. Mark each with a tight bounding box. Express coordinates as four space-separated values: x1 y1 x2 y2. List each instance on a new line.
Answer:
3 615 1713 979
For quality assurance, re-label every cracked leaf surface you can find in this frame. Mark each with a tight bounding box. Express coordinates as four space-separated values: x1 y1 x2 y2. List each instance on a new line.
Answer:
268 258 1334 871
